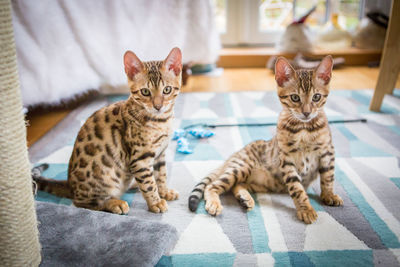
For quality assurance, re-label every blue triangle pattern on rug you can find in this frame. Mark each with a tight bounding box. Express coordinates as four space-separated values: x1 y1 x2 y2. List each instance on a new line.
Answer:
195 199 208 215
238 118 274 145
272 252 292 267
288 251 315 267
156 253 236 267
170 253 236 267
120 190 136 207
307 188 325 212
174 141 223 161
305 250 374 267
39 163 68 180
35 191 72 205
247 194 270 253
390 178 400 189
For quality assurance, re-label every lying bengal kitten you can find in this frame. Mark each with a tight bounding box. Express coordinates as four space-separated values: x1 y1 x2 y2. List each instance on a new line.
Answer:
189 56 343 224
34 48 182 214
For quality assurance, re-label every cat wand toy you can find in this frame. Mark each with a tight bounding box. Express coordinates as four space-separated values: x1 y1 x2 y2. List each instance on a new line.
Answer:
182 118 367 130
174 118 367 154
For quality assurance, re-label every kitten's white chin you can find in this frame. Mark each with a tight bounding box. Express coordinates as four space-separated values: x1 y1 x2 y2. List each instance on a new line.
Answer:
150 110 163 115
150 107 167 116
293 113 317 123
299 118 312 122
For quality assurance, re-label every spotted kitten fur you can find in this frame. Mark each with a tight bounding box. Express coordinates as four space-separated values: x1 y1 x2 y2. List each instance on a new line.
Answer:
189 56 343 224
34 48 182 214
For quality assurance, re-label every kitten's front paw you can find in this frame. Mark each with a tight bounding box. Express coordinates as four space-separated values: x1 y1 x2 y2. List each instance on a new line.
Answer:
149 199 168 213
297 208 318 224
160 189 179 201
321 193 343 206
205 199 223 216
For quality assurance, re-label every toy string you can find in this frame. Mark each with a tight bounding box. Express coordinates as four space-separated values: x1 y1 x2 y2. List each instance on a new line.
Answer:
183 118 367 130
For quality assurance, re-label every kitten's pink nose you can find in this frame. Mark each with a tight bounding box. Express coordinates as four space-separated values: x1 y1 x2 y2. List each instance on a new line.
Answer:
303 112 310 118
154 104 162 111
153 96 163 111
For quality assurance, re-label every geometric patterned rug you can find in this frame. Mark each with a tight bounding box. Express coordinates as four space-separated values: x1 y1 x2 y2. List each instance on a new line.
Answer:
29 89 400 266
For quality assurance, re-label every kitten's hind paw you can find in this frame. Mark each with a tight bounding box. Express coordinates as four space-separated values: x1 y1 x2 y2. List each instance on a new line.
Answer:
297 208 318 224
238 195 255 211
205 199 223 216
104 199 130 215
149 199 168 213
161 189 179 201
321 193 343 206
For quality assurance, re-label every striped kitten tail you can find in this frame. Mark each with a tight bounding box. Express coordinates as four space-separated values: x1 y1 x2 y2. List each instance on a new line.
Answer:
188 167 221 212
31 163 49 179
32 164 73 198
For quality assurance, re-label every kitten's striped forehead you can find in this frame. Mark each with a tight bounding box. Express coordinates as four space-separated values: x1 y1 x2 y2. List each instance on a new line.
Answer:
144 61 164 88
296 69 314 93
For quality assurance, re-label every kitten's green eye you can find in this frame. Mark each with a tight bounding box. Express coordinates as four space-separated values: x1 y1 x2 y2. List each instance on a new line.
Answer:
290 94 300 102
140 88 151 96
312 93 321 102
163 86 172 95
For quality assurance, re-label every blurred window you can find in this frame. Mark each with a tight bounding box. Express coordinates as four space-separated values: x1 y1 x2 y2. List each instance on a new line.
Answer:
211 0 364 46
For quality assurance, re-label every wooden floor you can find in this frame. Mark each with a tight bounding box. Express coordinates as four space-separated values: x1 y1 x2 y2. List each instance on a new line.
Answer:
27 109 73 147
27 66 400 146
183 66 400 92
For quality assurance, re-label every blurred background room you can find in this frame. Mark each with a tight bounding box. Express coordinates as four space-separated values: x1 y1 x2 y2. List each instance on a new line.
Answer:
16 0 399 145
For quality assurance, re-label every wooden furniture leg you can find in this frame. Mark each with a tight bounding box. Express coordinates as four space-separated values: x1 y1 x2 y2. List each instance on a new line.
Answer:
369 0 400 112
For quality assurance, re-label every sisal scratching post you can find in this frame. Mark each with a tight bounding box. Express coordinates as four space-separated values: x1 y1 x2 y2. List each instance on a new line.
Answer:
0 0 41 265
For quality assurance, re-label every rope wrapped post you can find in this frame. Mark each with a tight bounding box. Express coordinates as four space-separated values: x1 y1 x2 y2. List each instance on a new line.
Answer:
0 0 41 265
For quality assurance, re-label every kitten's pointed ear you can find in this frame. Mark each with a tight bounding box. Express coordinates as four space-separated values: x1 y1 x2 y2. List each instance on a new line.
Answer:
275 57 295 87
163 47 182 76
124 51 144 80
315 55 333 85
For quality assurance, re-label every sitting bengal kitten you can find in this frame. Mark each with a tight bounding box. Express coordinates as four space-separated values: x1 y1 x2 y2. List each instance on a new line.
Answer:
188 56 343 224
34 48 182 214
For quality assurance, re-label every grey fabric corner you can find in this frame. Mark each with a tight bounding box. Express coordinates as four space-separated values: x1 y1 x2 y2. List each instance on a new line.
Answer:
36 201 178 267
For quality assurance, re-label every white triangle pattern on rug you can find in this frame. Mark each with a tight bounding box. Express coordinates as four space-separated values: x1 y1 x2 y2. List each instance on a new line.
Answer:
353 157 400 178
250 106 278 117
256 253 275 266
192 92 216 101
242 92 266 100
224 117 245 151
38 146 73 164
171 214 236 254
190 108 219 119
304 212 369 251
183 161 223 182
229 94 244 117
324 107 343 116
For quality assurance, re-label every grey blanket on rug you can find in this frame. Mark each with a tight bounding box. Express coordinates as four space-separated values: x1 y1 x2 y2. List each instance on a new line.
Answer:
36 201 178 267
